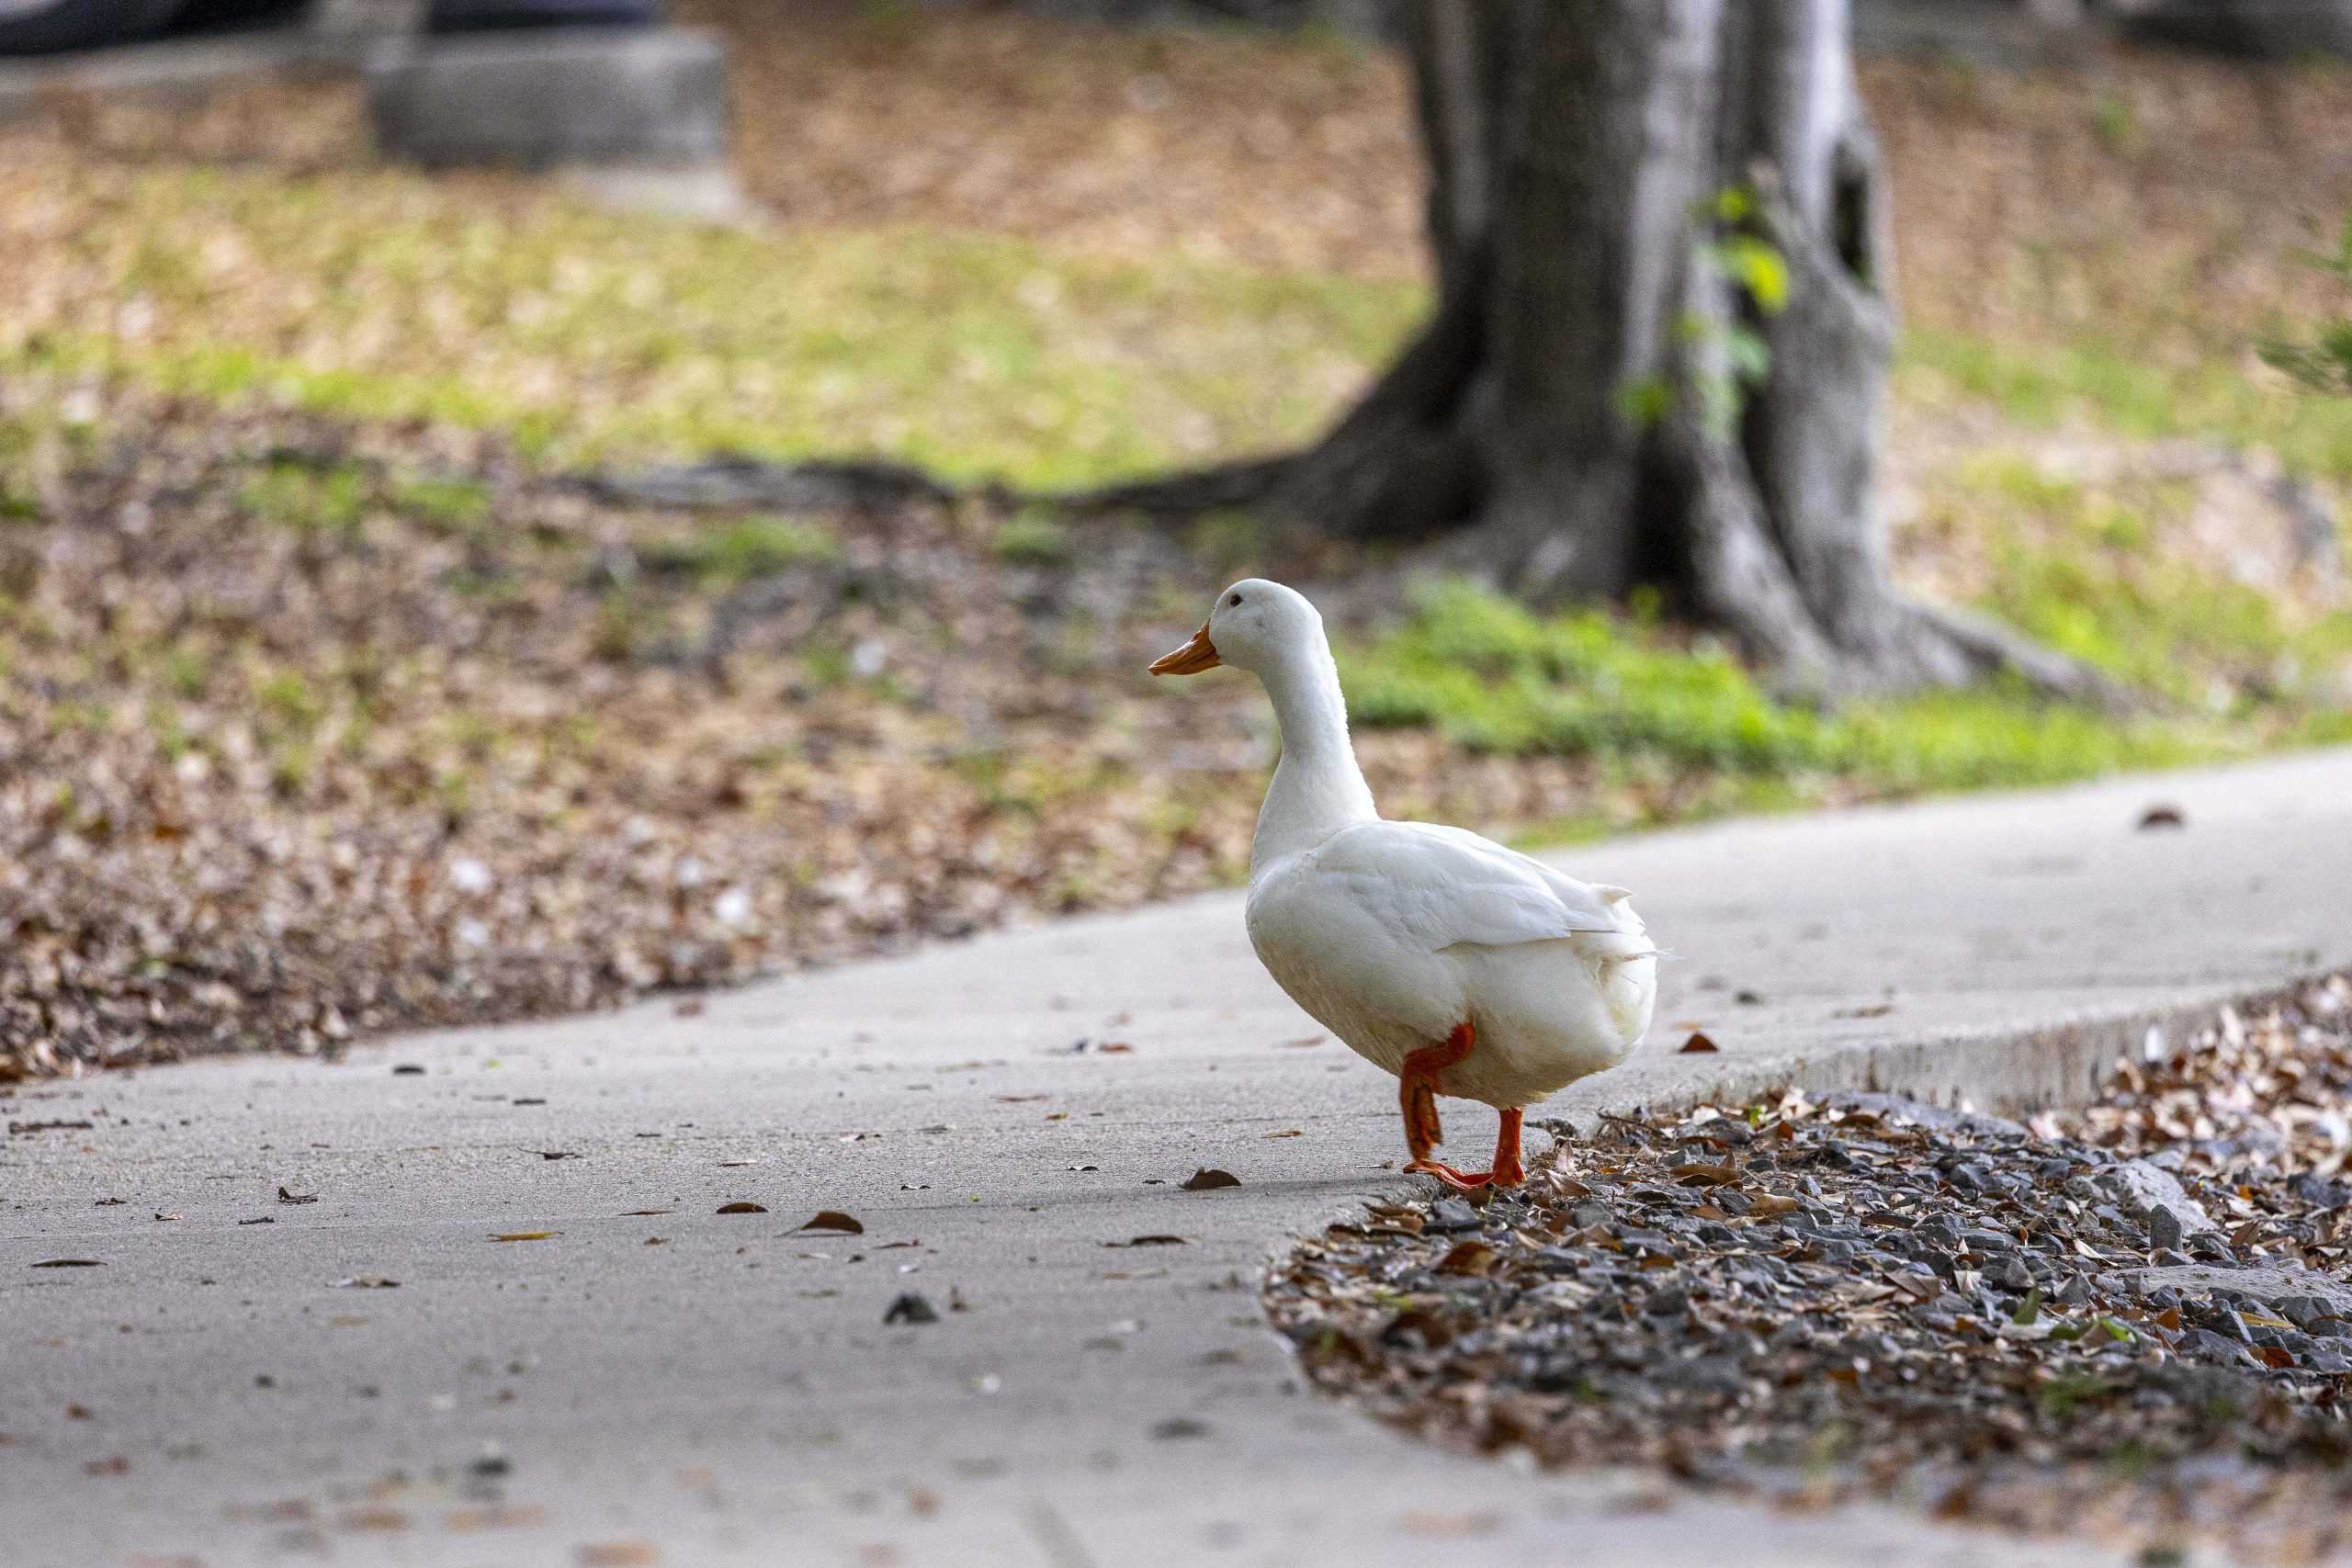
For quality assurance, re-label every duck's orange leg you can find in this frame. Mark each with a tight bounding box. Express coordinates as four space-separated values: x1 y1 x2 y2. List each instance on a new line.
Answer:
1400 1022 1502 1192
1491 1107 1525 1187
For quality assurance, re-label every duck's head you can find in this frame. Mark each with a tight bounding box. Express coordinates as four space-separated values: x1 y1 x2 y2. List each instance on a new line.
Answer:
1148 579 1322 679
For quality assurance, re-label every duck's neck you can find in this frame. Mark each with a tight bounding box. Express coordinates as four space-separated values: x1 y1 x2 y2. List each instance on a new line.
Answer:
1250 640 1377 874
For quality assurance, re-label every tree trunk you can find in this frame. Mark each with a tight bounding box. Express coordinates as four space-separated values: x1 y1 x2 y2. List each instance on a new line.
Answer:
1084 0 2120 702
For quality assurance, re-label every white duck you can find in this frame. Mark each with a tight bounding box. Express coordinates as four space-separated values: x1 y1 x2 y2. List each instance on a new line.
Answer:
1150 580 1657 1191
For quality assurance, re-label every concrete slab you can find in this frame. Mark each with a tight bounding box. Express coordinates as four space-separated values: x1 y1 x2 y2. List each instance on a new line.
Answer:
364 26 728 170
6 747 2352 1566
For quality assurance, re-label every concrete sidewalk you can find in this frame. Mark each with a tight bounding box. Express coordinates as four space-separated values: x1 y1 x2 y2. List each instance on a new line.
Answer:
7 748 2352 1568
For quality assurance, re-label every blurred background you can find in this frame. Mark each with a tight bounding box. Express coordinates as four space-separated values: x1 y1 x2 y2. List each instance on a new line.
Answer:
2 0 2348 1080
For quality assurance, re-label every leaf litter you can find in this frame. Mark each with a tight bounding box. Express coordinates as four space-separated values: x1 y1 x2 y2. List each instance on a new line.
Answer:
1267 976 2352 1563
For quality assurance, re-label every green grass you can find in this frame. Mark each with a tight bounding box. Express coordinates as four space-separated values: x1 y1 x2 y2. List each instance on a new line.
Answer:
641 513 839 582
237 458 369 537
990 510 1074 565
1344 581 2249 815
1900 330 2352 482
6 164 1422 490
1933 451 2352 714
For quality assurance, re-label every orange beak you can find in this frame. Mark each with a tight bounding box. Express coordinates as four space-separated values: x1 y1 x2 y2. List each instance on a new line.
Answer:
1148 622 1221 676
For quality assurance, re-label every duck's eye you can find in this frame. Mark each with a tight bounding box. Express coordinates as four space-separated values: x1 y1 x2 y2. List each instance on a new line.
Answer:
1228 593 1243 606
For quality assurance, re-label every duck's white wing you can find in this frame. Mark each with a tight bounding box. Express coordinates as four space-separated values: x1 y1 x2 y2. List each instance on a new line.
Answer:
1310 820 1634 953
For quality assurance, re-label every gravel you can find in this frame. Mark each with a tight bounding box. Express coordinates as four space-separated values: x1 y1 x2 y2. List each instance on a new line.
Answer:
1267 976 2352 1562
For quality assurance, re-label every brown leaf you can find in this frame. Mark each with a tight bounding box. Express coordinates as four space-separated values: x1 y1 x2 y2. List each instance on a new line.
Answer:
2137 803 2187 830
1434 1240 1498 1277
1400 1510 1499 1538
1265 1128 1304 1138
715 1201 767 1214
1679 1031 1719 1054
1749 1194 1801 1216
620 1209 673 1216
1669 1161 1738 1186
1181 1168 1240 1190
490 1231 557 1242
1102 1235 1188 1247
799 1210 864 1234
31 1258 102 1268
576 1545 661 1567
1095 1042 1136 1055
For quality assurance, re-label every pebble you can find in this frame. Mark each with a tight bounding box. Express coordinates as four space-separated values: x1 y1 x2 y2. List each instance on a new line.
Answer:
1426 1199 1482 1233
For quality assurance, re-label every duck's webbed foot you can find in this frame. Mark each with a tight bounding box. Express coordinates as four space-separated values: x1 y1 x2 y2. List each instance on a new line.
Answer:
1405 1110 1524 1191
1404 1156 1494 1192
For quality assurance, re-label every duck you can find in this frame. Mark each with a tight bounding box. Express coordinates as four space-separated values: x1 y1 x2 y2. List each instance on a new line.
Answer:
1149 579 1657 1192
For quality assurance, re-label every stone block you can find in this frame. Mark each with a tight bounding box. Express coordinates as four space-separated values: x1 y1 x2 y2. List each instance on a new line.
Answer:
366 25 727 169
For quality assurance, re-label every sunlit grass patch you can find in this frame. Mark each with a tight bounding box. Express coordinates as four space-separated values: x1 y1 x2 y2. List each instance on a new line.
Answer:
0 162 1422 490
1899 331 2352 484
1917 450 2352 715
1344 581 2248 812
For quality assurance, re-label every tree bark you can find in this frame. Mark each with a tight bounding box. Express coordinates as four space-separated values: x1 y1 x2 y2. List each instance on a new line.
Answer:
1080 0 2123 703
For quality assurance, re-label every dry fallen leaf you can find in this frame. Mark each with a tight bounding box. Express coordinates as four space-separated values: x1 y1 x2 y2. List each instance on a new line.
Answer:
715 1201 767 1214
1400 1510 1500 1538
1102 1235 1188 1248
1182 1168 1241 1190
490 1231 557 1242
799 1210 864 1234
31 1258 102 1268
1434 1240 1498 1277
1679 1032 1720 1055
277 1187 318 1205
575 1544 661 1567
